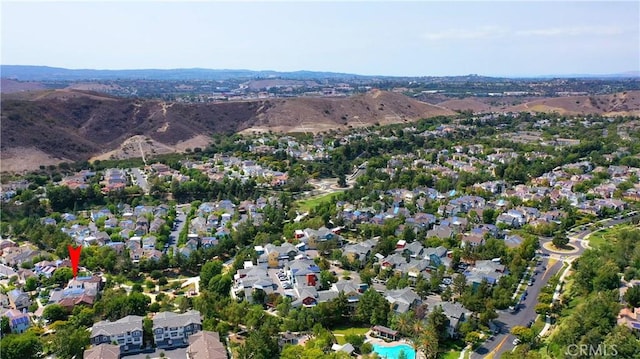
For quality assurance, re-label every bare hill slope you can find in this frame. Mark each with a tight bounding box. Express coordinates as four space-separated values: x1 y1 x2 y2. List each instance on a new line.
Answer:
1 89 451 171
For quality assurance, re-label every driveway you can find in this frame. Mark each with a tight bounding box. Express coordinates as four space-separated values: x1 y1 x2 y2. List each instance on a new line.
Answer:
267 268 289 295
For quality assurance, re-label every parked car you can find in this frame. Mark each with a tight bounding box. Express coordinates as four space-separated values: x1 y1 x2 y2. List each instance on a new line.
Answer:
527 319 535 328
513 338 521 345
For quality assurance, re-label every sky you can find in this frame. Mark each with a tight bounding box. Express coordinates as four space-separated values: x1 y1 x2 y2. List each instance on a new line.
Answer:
1 1 639 77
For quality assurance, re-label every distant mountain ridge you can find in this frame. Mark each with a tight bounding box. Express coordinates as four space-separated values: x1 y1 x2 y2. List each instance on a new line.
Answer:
0 65 374 81
2 65 638 82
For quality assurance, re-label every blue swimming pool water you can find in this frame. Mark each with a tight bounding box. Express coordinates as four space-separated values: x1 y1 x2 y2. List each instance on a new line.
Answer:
372 343 416 359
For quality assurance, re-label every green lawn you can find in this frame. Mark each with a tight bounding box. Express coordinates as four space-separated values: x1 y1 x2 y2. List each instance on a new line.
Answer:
587 223 638 249
440 350 461 359
297 191 344 212
332 326 370 345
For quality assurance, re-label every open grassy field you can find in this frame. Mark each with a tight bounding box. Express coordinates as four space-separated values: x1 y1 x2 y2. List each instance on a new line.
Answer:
587 223 637 248
296 191 344 212
332 326 370 345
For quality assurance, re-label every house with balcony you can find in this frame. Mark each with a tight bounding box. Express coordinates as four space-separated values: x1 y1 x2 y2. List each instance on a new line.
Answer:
153 310 203 349
90 315 144 355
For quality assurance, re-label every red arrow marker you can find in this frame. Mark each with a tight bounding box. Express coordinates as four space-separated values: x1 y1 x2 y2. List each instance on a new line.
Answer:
68 245 82 278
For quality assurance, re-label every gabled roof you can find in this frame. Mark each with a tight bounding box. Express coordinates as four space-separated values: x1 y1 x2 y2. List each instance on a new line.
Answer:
83 344 120 359
187 331 227 359
153 310 201 329
91 315 144 338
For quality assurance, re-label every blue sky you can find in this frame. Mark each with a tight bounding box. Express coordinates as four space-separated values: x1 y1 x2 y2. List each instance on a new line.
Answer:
2 1 639 77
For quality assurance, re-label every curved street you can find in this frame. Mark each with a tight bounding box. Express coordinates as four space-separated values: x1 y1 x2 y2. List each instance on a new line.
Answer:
472 212 638 358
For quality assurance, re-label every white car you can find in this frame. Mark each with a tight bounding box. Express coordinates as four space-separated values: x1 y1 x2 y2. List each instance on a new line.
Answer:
513 338 521 345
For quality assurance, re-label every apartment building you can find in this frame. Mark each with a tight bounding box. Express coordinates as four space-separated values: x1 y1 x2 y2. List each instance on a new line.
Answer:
90 315 144 355
153 310 202 349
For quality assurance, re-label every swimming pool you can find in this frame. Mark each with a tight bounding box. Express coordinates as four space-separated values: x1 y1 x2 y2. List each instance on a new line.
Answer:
372 343 416 359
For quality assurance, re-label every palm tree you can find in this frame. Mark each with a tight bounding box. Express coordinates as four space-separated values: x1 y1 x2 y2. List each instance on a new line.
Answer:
394 311 415 337
417 328 439 359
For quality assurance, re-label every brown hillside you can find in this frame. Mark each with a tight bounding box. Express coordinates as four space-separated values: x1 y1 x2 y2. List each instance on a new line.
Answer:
505 91 640 116
1 89 452 172
242 89 455 133
0 78 46 93
437 98 494 113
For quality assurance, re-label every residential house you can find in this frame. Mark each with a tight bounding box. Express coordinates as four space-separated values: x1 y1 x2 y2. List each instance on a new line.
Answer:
90 315 144 354
83 344 120 359
8 289 30 311
288 259 321 289
153 310 203 349
384 287 421 314
426 225 453 240
2 245 40 267
464 260 507 287
433 302 470 338
424 246 450 269
618 307 640 332
261 243 299 268
233 264 276 302
49 275 102 310
343 238 378 263
3 308 30 333
186 331 227 359
461 234 485 248
0 264 17 279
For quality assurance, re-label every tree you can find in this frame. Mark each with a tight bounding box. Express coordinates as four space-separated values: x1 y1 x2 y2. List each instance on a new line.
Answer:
453 273 467 295
51 267 73 286
50 323 90 359
624 285 640 308
200 260 223 289
511 326 536 345
552 233 569 248
417 328 439 359
252 289 267 305
238 326 280 359
0 332 43 359
338 174 347 188
70 307 95 327
391 311 415 337
43 304 68 322
24 277 38 292
427 305 450 343
355 289 389 326
208 274 232 297
1 316 10 337
465 331 482 348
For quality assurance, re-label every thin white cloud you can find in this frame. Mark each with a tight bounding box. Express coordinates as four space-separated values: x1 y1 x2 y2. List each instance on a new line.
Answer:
516 25 624 37
423 26 508 41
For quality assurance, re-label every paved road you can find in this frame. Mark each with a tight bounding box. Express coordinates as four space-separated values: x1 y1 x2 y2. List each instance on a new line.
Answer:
167 207 187 256
472 256 564 358
130 167 150 194
473 214 639 358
